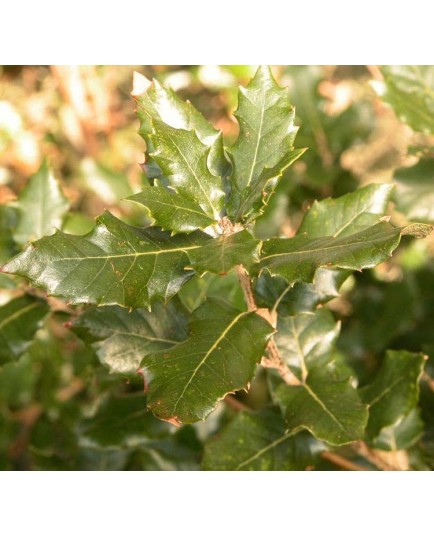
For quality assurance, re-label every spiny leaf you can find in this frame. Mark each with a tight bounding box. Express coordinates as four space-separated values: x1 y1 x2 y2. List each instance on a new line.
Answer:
71 298 189 374
380 66 434 134
275 367 369 446
150 120 225 220
133 74 229 179
202 408 324 470
255 268 348 316
142 298 273 424
228 66 301 221
256 184 396 316
12 161 70 245
255 222 404 285
0 295 49 363
127 181 215 234
393 158 434 223
360 350 426 440
298 183 394 238
275 308 340 380
188 230 261 275
1 211 210 308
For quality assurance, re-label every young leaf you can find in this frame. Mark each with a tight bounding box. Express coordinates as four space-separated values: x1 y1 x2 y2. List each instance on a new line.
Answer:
275 308 340 380
256 222 403 285
298 183 394 238
2 211 209 308
380 66 434 134
12 161 70 245
0 295 49 363
228 66 302 221
150 120 225 220
360 350 426 439
393 159 434 223
71 298 189 374
275 367 369 446
127 181 215 234
188 230 261 275
142 298 273 424
202 408 324 470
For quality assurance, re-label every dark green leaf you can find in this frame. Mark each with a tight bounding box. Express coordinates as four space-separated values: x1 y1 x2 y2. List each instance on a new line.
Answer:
188 230 261 274
255 268 348 316
275 367 368 446
275 308 340 380
178 272 245 313
372 409 424 452
128 180 215 234
150 120 224 220
71 298 189 374
142 298 273 424
0 295 49 363
202 407 324 470
360 350 426 439
380 66 434 134
298 183 394 238
2 211 209 308
81 393 169 447
393 158 434 223
134 75 229 179
228 66 301 221
13 161 70 245
256 222 403 285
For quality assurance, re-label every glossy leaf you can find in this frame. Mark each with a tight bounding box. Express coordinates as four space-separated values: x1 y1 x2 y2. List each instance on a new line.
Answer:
127 181 215 234
178 272 245 313
134 75 228 179
2 211 209 308
275 367 369 446
380 66 434 134
0 295 49 363
71 298 189 374
393 159 434 223
372 409 424 452
256 222 403 285
13 161 70 245
188 230 261 275
150 120 224 220
361 350 426 439
142 298 273 424
298 183 394 238
275 308 340 380
255 268 348 316
272 183 394 314
228 66 301 221
202 408 324 470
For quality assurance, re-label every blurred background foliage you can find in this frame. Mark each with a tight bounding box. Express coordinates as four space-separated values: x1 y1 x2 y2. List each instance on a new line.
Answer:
0 65 433 470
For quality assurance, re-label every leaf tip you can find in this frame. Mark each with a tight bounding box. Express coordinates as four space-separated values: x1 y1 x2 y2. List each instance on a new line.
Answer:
131 71 152 97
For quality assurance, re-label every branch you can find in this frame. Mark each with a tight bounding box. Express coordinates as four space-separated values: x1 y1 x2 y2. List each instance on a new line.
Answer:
321 451 369 471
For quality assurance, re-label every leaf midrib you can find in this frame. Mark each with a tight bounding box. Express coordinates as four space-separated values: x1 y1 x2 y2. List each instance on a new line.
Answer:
235 430 296 470
53 244 203 262
0 302 40 331
261 227 398 261
172 310 250 415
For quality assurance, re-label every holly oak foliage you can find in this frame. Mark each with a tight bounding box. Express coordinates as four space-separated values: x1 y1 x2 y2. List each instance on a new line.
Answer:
1 65 434 471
